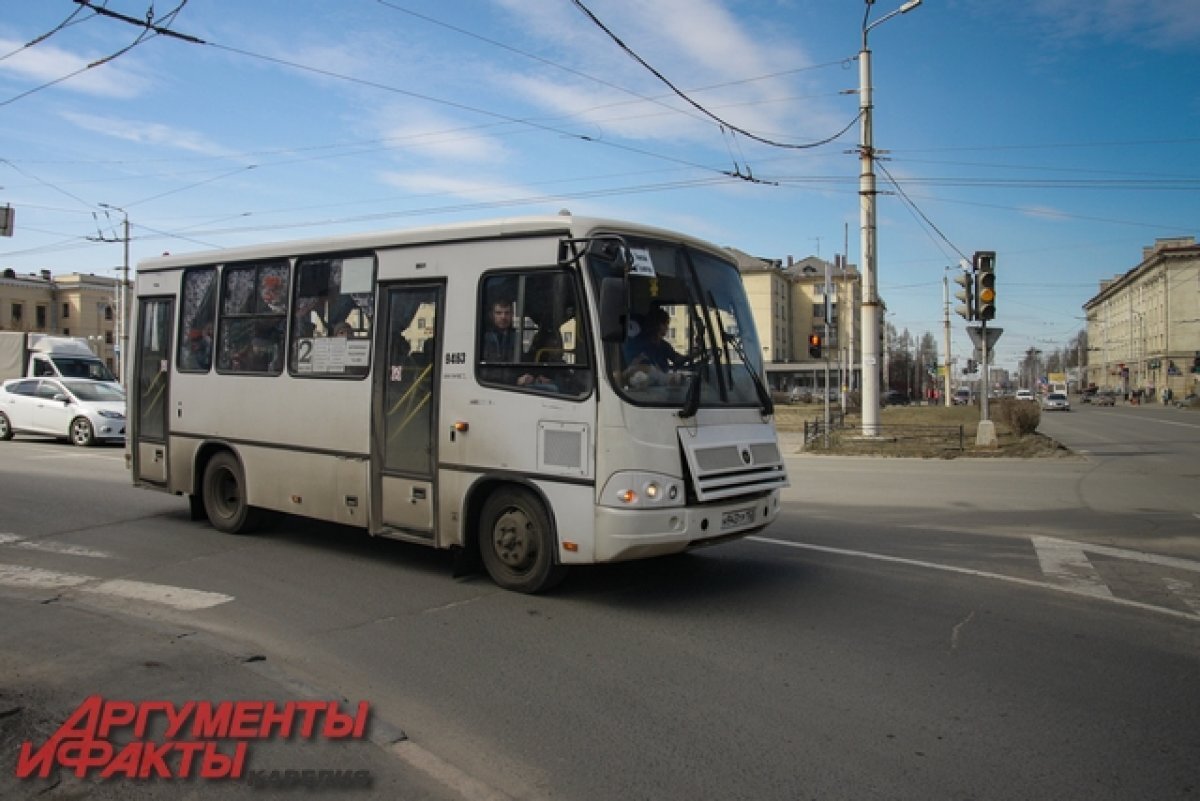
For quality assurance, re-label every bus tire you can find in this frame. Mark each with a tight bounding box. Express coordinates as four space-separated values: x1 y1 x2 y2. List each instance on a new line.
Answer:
202 451 260 534
479 487 566 594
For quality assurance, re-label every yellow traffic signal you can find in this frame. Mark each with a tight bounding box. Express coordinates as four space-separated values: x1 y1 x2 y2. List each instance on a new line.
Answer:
974 251 996 321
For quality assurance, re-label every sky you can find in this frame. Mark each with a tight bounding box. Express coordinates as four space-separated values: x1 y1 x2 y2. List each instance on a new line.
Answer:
1 0 1198 372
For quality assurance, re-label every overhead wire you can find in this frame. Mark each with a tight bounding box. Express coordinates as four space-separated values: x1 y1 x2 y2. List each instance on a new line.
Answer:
569 0 862 152
0 1 191 108
0 3 93 62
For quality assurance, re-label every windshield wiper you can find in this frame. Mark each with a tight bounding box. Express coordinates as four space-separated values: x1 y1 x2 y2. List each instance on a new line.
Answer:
726 333 774 416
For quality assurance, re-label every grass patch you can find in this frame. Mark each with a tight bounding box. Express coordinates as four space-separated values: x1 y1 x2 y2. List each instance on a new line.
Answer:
774 401 1071 458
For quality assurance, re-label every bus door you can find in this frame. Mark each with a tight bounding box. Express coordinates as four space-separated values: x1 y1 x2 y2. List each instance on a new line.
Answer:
372 283 443 539
133 297 173 485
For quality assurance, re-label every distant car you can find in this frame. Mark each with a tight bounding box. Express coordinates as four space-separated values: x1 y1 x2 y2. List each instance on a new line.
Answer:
1177 393 1200 409
952 388 971 405
0 377 126 446
1015 389 1036 402
1041 391 1070 411
882 389 910 406
1094 391 1117 407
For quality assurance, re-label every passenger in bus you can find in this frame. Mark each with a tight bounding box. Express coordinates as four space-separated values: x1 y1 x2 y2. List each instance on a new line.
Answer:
181 324 213 371
517 328 561 390
622 306 687 387
482 299 518 363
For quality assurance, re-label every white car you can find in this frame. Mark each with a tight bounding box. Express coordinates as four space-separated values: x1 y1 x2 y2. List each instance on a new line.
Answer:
0 377 126 446
1041 391 1070 411
1015 389 1036 402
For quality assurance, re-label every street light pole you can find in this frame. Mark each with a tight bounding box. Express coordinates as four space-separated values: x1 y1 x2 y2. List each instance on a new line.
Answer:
858 0 922 436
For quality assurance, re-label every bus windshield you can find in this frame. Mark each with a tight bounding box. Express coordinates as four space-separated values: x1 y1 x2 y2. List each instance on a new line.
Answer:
586 237 767 411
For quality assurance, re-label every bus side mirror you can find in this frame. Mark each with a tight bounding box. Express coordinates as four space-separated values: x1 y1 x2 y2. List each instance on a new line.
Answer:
598 277 628 343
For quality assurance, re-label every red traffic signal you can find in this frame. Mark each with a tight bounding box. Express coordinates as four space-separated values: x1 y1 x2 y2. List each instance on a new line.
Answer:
808 332 822 358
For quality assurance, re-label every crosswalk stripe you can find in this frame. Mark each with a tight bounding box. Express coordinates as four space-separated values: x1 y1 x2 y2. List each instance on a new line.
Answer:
0 563 233 610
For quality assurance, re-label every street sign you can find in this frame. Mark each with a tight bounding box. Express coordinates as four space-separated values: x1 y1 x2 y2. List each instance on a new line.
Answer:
966 325 1003 351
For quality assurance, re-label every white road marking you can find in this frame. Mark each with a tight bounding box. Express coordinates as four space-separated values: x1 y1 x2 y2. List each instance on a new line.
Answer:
0 563 233 610
0 532 113 559
1163 578 1200 616
1030 536 1113 598
748 536 1200 623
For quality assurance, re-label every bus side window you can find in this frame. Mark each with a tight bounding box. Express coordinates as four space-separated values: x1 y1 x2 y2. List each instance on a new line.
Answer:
289 254 375 378
178 267 216 373
476 270 591 398
216 261 289 375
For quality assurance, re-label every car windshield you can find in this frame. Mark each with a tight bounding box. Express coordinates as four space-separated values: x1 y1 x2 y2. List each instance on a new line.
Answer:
585 235 767 412
61 380 125 402
51 356 117 382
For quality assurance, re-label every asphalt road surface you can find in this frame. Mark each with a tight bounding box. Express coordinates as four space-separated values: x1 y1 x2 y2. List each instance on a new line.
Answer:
1 415 1197 800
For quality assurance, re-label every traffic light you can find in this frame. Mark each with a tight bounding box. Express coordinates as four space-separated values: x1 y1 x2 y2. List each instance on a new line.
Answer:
974 251 996 321
954 270 974 321
808 332 822 358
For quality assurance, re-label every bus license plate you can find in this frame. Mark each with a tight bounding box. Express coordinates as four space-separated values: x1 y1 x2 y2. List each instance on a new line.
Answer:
721 507 755 530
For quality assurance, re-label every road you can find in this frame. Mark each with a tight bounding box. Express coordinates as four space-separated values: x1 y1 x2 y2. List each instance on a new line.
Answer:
1 408 1198 800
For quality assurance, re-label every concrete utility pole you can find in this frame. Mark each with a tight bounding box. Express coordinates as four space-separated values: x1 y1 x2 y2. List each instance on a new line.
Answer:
858 0 922 436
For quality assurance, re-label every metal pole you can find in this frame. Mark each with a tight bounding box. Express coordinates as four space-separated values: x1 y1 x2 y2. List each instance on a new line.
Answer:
980 320 990 421
943 273 952 406
121 213 129 387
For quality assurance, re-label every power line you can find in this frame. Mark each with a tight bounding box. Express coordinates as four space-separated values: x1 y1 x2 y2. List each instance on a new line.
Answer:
569 0 862 152
0 1 192 108
0 3 92 63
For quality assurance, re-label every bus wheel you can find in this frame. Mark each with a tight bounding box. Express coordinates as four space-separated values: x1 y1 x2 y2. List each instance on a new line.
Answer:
202 452 260 534
479 487 566 593
70 417 95 447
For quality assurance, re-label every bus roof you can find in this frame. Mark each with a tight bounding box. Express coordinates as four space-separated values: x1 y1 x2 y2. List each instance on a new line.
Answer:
137 214 730 272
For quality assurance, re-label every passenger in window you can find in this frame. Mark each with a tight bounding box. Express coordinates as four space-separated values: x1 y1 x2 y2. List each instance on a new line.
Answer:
182 323 213 371
517 328 561 390
482 299 518 363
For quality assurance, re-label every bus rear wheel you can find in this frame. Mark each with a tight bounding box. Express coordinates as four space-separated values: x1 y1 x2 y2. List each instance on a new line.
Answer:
202 451 260 534
479 487 566 594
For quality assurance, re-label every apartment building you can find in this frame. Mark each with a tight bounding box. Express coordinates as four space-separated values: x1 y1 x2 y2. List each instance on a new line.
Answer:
0 268 121 375
1083 237 1200 398
733 249 862 395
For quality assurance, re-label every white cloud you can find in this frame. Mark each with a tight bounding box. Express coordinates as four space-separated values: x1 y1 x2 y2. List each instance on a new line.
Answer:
377 171 538 206
486 0 837 147
1025 0 1200 48
58 111 234 158
371 107 513 164
0 37 152 99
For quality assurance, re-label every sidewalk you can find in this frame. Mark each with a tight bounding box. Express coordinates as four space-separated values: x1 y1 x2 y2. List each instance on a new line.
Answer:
0 595 469 800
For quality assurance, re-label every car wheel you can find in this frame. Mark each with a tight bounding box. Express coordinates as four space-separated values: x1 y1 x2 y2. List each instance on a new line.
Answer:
201 451 261 534
0 412 12 441
70 417 95 447
479 487 566 594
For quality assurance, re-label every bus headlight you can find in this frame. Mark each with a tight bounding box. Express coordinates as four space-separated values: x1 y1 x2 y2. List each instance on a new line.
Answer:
602 472 684 509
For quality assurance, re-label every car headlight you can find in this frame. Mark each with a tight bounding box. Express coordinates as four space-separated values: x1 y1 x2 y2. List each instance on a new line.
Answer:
600 472 684 509
98 410 125 419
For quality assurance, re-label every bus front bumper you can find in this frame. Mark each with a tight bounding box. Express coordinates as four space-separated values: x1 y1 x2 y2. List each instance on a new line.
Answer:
591 490 781 562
